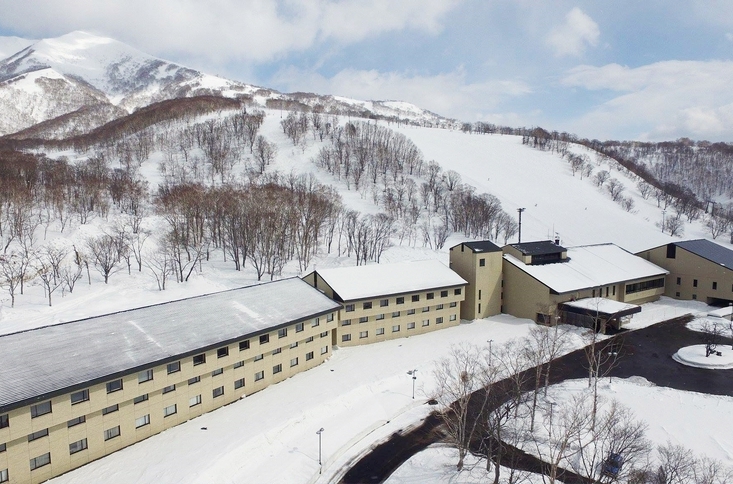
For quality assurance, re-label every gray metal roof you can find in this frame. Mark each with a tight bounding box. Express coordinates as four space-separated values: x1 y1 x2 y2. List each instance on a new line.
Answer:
454 240 502 253
675 239 733 268
508 240 567 256
0 278 340 412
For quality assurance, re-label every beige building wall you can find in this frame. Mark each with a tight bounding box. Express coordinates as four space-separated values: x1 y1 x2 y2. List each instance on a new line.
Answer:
448 245 502 320
0 311 338 484
638 245 733 304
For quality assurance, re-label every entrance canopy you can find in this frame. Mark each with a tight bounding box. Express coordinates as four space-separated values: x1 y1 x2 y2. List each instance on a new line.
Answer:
559 298 641 319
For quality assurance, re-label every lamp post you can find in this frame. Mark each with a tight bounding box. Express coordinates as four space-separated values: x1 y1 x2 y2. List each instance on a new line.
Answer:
662 210 666 232
729 303 733 350
316 428 324 474
517 208 526 243
487 339 493 368
408 369 418 399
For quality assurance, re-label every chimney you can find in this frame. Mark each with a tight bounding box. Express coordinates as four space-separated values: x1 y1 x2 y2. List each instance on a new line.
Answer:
554 237 560 245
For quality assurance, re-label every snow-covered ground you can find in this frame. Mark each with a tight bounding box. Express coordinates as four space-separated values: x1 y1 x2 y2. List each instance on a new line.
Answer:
674 344 733 369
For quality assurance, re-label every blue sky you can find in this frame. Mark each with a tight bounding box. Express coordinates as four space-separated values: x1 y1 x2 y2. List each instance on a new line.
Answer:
1 0 733 142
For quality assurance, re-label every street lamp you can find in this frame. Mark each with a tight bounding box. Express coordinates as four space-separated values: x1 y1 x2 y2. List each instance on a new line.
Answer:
487 339 493 368
407 369 418 399
316 428 324 474
729 303 733 350
517 208 526 243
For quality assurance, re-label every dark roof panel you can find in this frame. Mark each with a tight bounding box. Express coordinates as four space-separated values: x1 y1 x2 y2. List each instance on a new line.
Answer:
509 240 566 256
462 240 502 253
675 239 733 268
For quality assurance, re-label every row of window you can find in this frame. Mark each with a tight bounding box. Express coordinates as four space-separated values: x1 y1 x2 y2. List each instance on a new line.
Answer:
344 289 462 312
625 277 665 295
676 277 733 292
341 303 457 325
341 316 453 341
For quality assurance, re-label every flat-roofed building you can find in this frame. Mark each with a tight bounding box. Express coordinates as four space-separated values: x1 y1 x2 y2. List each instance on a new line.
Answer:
637 239 733 305
0 278 340 484
448 241 503 320
502 242 668 330
303 260 467 345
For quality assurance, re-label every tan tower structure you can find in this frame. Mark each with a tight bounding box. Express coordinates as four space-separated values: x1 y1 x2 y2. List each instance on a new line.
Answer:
449 241 503 320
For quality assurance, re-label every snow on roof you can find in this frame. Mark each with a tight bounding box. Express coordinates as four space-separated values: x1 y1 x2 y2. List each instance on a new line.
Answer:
314 260 467 301
451 240 502 253
0 278 340 411
503 243 668 294
562 297 639 314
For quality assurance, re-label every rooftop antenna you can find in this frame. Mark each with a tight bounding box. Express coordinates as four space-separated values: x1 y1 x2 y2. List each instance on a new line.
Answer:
517 208 526 243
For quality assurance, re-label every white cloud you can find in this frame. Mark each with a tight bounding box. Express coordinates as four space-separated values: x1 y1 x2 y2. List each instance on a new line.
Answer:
0 0 462 64
546 7 599 57
270 66 532 121
561 60 733 140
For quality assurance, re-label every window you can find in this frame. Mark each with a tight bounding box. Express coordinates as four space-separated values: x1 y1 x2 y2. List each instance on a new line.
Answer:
217 346 229 358
440 290 448 297
135 415 150 429
30 452 51 470
359 316 368 323
321 346 329 355
713 282 718 290
376 313 385 320
68 416 85 427
376 328 385 335
28 429 49 442
213 386 224 398
240 340 250 351
436 316 444 324
380 299 389 307
189 395 202 407
295 322 304 332
450 302 457 308
676 292 681 297
479 258 486 267
102 404 118 415
449 314 457 321
422 320 429 327
342 334 351 342
326 313 334 322
625 278 665 294
0 415 7 429
260 334 270 345
234 360 244 369
193 353 206 366
290 357 299 367
290 341 298 349
0 444 4 453
479 289 482 300
104 426 120 441
273 364 282 374
235 378 245 389
407 309 416 315
427 293 434 300
392 311 400 317
188 376 201 385
138 369 153 383
160 385 175 395
422 307 429 313
306 336 314 343
412 295 420 302
272 347 282 355
478 303 481 314
31 401 52 418
437 304 443 310
306 351 314 361
345 304 355 312
407 322 415 330
71 389 89 405
134 394 148 404
693 279 698 287
342 319 351 326
454 288 462 295
311 318 320 327
212 368 224 376
693 294 698 300
255 371 265 381
69 438 88 454
254 353 264 361
359 331 368 339
167 361 181 374
278 328 288 338
363 301 372 310
392 325 400 332
396 297 405 304
0 469 7 483
163 404 177 417
320 331 328 338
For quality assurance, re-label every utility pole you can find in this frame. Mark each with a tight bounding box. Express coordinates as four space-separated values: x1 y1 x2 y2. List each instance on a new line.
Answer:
517 208 526 243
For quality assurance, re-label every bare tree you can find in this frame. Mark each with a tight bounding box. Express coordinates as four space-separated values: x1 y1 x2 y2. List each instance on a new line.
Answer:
700 320 725 357
86 233 121 284
606 178 626 201
253 135 277 174
144 243 174 291
0 252 24 307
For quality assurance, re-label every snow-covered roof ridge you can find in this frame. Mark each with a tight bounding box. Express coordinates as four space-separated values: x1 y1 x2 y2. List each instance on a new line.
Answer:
504 243 668 294
313 259 467 302
0 277 340 412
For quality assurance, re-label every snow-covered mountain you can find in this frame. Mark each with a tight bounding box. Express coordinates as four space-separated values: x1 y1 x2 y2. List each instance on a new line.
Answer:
0 31 447 137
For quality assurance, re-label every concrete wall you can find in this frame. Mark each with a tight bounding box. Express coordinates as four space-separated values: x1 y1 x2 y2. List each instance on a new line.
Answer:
0 311 338 484
638 245 733 304
448 245 502 319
